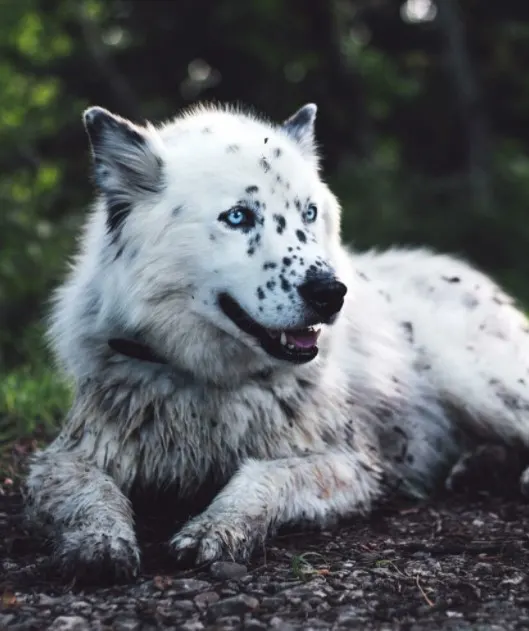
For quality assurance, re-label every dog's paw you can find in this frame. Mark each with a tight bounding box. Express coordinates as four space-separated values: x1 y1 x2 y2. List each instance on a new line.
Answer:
445 444 524 497
53 527 141 584
169 511 265 566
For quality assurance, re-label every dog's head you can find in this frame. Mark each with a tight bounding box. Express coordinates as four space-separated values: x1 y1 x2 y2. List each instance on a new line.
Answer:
53 103 349 384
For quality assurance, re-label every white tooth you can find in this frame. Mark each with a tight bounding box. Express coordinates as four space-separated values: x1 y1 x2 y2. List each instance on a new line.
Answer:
287 344 295 350
280 332 287 345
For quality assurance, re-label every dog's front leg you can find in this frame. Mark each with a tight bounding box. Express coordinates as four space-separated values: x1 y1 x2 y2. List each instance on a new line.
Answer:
24 449 140 582
170 450 383 564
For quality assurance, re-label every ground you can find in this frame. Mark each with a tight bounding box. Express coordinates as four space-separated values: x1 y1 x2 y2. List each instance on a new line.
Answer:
2 477 529 631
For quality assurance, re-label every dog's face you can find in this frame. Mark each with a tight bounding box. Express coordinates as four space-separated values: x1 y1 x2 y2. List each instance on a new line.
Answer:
83 103 347 380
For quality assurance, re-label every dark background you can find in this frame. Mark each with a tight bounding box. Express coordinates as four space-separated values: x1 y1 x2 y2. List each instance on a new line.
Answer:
2 0 529 442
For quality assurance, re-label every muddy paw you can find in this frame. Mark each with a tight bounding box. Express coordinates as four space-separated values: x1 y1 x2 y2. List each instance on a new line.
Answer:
169 512 264 566
445 444 524 497
53 527 141 584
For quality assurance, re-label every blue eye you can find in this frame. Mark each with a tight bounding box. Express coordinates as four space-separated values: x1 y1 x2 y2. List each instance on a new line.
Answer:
219 206 255 229
304 204 318 223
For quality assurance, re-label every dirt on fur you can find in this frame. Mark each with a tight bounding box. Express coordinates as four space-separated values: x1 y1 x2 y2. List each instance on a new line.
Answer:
2 479 529 631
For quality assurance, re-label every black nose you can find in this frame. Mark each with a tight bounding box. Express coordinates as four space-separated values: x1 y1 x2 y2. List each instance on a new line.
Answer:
297 277 348 322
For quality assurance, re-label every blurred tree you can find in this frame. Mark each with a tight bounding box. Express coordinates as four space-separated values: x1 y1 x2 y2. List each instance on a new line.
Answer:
2 0 529 372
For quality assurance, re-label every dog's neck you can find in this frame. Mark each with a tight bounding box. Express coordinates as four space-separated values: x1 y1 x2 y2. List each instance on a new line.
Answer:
107 336 275 388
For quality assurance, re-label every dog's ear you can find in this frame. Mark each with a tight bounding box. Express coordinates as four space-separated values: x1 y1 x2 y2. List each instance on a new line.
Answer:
281 103 317 157
83 106 164 233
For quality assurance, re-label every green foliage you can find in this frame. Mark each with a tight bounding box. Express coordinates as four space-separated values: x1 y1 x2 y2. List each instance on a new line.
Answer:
0 360 72 448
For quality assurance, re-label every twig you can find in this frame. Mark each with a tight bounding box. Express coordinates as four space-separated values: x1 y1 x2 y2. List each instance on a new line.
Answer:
416 574 435 607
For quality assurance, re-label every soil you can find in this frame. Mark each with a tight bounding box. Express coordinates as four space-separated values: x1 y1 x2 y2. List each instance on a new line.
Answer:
2 483 529 631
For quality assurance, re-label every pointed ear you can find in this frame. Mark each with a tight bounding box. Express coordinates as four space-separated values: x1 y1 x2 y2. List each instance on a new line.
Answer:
281 103 317 156
83 106 164 233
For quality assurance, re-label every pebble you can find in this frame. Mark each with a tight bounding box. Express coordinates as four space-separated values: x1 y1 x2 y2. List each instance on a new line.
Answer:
112 616 141 631
208 594 259 619
194 591 220 608
166 578 212 596
210 561 248 580
48 616 90 631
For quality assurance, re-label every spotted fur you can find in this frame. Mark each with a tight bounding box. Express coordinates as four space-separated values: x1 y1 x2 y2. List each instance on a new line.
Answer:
23 101 529 582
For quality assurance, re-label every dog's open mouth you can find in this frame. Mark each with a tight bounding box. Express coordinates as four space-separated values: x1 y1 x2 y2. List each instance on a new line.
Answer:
218 293 321 363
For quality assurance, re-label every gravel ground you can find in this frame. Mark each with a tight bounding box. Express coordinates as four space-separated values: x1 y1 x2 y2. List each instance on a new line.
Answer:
2 487 529 631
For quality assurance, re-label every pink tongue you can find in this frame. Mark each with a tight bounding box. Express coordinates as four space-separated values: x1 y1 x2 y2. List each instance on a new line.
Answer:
286 330 320 349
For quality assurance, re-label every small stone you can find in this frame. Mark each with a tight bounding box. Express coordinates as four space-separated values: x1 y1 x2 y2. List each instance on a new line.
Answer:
210 561 248 580
112 617 141 631
38 594 58 605
48 616 90 631
171 599 196 612
0 614 15 628
269 617 296 630
208 594 259 619
244 619 268 630
194 591 220 608
167 578 212 596
179 621 205 631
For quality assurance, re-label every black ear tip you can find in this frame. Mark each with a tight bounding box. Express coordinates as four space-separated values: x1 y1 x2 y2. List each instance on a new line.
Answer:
83 106 113 129
301 103 318 119
284 103 318 131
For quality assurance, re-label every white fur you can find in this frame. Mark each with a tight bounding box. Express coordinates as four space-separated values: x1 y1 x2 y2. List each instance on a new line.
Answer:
23 102 529 580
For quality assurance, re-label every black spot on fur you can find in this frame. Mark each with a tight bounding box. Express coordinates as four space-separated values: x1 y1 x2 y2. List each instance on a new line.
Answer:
283 257 292 266
296 230 307 243
273 148 282 158
442 276 461 283
247 247 255 256
113 244 125 261
274 214 286 234
402 321 414 343
297 378 312 390
280 275 291 292
263 262 277 270
277 397 296 420
246 185 259 194
172 205 183 217
259 157 271 173
264 137 269 144
257 287 265 300
266 280 276 290
321 429 338 446
276 174 282 184
226 144 239 153
106 200 131 234
210 234 216 241
277 304 283 311
285 201 290 209
294 198 302 212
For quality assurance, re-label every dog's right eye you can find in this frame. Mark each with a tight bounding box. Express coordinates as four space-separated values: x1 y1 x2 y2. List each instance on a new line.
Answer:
218 206 256 229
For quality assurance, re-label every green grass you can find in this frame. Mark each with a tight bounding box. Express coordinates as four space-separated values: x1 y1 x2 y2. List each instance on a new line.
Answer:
0 361 72 453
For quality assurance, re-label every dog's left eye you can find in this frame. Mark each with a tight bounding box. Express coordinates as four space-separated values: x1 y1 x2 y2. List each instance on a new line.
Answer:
219 206 256 229
304 204 318 224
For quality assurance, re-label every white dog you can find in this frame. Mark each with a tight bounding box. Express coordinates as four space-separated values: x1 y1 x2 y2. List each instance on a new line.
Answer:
24 101 529 581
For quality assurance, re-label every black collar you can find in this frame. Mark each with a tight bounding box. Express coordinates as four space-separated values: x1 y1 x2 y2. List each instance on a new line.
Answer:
107 338 168 364
107 338 274 384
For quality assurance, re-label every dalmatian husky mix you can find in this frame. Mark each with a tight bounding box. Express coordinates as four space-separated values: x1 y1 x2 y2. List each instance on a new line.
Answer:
24 100 529 582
